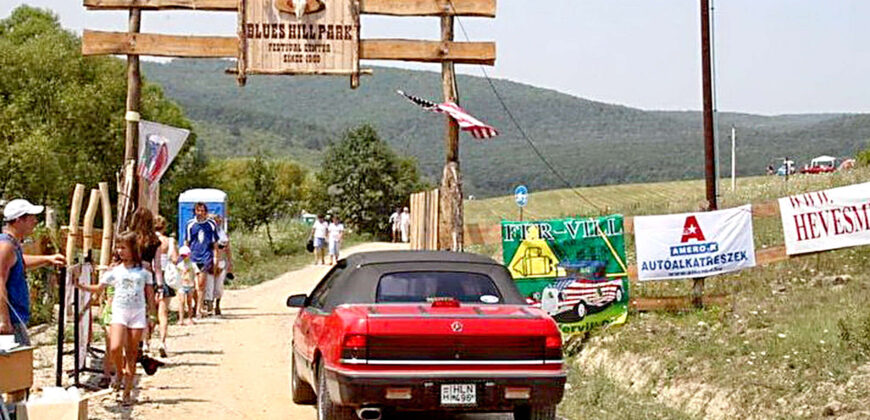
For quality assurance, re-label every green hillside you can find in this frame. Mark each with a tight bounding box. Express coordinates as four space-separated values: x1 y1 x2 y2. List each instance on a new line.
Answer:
142 59 870 197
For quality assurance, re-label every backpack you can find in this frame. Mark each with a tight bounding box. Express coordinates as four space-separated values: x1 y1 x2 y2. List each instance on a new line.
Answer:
162 237 181 290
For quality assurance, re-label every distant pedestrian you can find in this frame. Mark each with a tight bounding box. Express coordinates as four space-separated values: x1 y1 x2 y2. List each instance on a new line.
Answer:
389 208 400 242
184 202 219 318
327 215 344 265
311 214 328 265
0 199 66 347
400 207 411 243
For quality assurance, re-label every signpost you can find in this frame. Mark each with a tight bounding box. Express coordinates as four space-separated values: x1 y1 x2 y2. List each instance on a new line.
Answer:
514 185 528 221
82 0 496 245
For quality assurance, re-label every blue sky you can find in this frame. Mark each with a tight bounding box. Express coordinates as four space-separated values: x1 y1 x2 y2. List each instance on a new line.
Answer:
3 0 869 115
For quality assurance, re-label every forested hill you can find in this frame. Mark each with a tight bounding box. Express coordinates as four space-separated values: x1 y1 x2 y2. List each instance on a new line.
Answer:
143 59 870 197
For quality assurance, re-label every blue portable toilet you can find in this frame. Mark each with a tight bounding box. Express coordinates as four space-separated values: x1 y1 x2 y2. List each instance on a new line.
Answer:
178 188 228 245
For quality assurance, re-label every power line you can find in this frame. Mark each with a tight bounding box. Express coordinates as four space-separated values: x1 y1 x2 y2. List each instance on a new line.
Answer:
447 3 604 212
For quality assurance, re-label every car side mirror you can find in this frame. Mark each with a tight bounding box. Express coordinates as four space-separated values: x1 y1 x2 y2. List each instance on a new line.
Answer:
286 294 307 308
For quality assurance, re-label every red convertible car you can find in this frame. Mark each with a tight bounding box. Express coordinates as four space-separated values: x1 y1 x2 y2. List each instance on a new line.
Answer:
286 251 566 420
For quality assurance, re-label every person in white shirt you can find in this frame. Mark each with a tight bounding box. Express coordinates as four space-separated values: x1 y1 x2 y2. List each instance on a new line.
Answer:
327 216 345 265
400 207 411 243
310 214 328 265
388 208 400 242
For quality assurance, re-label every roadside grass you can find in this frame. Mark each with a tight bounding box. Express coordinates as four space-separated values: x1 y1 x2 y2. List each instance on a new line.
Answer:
465 167 870 225
464 168 870 417
558 365 697 420
593 245 870 416
229 219 368 288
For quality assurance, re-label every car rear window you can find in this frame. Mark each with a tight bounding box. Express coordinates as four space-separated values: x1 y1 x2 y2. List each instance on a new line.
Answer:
376 271 503 304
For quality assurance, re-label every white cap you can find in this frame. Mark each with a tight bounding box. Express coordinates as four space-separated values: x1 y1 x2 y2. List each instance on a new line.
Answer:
178 245 191 256
3 199 44 222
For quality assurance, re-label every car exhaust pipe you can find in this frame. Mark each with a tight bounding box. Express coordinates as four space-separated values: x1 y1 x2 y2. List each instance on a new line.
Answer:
356 407 382 420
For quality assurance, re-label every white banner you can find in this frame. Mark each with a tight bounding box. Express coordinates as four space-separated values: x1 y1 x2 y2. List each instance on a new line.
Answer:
779 182 870 255
635 205 756 281
138 120 191 189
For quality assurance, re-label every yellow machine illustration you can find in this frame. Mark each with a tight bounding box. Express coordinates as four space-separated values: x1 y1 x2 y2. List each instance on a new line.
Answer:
507 226 566 278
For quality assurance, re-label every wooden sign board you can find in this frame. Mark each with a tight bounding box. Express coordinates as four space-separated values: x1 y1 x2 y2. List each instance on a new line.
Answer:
242 0 360 78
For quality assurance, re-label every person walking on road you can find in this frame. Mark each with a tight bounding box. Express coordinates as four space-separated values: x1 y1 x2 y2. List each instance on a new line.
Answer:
130 208 161 354
389 208 400 242
311 214 328 265
154 215 178 357
76 231 153 405
185 202 219 318
208 215 232 316
327 215 344 265
400 206 411 243
0 199 66 347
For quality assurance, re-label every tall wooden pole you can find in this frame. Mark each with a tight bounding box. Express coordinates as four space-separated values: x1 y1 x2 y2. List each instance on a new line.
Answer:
439 13 463 251
695 0 716 307
120 9 142 229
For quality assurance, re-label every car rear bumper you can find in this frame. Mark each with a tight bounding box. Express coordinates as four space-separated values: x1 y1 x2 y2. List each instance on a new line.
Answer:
324 365 566 411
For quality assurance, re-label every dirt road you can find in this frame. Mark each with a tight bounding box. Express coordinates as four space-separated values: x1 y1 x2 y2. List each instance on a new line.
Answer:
68 242 517 419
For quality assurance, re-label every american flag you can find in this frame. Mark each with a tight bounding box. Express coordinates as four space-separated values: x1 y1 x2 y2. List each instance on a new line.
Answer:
397 90 499 140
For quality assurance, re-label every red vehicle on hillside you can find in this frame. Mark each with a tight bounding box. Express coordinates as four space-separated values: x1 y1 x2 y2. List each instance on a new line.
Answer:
800 156 837 174
286 251 566 420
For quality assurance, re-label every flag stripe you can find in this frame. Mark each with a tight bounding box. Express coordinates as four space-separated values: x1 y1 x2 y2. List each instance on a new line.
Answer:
397 90 499 140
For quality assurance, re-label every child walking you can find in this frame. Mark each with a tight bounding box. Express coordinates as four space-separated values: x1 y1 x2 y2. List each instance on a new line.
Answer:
177 246 196 326
77 232 153 405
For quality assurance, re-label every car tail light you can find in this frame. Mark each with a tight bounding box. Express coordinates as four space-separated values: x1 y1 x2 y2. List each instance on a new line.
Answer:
341 334 367 361
430 297 460 308
545 334 562 360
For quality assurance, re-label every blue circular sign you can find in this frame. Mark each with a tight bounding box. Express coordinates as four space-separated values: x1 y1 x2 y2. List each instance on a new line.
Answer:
514 185 528 207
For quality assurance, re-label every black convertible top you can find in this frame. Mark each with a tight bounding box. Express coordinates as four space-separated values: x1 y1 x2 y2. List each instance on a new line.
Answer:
308 251 526 311
344 250 502 267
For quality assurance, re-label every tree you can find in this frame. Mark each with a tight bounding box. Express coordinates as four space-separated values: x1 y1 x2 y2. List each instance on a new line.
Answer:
204 155 306 251
0 6 201 226
315 124 428 236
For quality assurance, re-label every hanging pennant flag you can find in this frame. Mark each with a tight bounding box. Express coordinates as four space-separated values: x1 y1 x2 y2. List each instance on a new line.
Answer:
397 90 499 140
138 120 191 189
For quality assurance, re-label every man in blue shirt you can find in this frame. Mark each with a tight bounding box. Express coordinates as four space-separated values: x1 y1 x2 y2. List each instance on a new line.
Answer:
184 202 218 318
0 199 66 346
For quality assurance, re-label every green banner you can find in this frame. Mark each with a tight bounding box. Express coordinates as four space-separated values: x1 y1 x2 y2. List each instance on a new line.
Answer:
501 215 629 335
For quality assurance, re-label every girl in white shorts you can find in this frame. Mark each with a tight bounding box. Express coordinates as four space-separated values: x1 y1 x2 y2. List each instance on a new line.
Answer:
77 231 152 405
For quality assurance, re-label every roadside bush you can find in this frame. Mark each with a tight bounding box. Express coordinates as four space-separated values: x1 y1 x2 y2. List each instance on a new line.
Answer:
838 310 870 361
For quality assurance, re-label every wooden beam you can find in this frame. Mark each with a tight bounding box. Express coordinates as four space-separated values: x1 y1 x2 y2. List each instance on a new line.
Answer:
82 30 238 57
82 31 496 64
83 0 497 17
362 39 495 65
361 0 496 17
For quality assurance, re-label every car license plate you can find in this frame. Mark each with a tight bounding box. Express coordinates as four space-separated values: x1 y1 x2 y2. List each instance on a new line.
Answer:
440 384 476 405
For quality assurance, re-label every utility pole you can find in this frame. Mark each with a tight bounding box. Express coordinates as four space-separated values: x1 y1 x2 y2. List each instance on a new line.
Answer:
696 0 717 308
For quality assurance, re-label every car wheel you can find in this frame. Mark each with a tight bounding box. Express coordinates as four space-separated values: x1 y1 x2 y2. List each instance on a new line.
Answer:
317 360 356 420
513 404 556 420
615 287 623 303
574 302 587 320
291 352 316 405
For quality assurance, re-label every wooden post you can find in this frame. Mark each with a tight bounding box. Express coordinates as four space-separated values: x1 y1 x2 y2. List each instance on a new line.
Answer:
99 182 113 268
82 189 100 260
66 185 86 265
439 12 463 251
121 8 142 231
237 0 247 86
